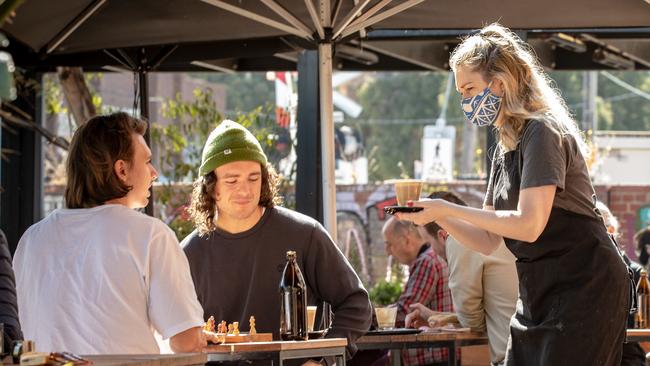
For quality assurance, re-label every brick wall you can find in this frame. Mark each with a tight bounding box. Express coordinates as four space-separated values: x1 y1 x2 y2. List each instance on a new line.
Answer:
596 185 650 260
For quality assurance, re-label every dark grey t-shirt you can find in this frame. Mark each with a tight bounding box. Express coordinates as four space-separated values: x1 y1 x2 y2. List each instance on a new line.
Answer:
485 119 598 219
181 206 372 359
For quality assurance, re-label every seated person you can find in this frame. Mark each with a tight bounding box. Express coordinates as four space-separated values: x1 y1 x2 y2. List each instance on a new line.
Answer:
596 201 645 366
382 217 453 366
1 229 23 353
182 120 372 366
407 191 518 366
636 225 650 270
13 112 205 354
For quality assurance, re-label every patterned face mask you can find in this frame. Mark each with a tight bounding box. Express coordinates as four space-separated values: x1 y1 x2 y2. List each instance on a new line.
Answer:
461 82 502 127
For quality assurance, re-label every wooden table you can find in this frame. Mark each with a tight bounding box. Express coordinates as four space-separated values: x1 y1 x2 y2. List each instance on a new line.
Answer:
1 353 207 366
356 331 488 366
204 338 348 365
627 329 650 342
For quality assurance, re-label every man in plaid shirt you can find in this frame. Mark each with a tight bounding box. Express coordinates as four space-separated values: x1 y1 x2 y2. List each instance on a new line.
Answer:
383 217 454 366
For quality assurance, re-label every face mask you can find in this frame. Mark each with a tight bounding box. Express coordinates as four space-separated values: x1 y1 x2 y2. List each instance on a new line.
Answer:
461 82 502 127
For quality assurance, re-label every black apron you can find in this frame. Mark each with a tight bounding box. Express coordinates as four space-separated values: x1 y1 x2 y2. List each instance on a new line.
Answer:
491 138 630 366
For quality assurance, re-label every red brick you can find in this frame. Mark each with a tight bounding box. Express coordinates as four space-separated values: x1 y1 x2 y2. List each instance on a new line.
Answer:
621 194 636 202
609 203 629 214
622 186 650 193
635 193 650 202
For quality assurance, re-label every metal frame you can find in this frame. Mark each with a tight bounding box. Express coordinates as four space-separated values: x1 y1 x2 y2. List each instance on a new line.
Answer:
344 0 392 37
357 337 488 366
44 0 108 54
190 60 236 74
349 40 442 71
206 345 347 365
332 0 372 39
200 0 311 39
261 0 315 38
341 0 425 39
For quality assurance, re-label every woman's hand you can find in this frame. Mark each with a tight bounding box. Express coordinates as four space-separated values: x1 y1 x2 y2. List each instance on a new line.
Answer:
405 303 435 328
396 199 450 226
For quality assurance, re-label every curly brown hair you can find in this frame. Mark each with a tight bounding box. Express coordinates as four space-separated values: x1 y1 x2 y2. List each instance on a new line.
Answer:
188 163 281 236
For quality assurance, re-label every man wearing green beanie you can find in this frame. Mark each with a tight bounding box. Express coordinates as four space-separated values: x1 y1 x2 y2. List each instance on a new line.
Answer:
182 120 372 366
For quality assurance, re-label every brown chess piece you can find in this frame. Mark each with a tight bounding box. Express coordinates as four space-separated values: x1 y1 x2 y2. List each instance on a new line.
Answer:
205 316 215 332
249 316 257 335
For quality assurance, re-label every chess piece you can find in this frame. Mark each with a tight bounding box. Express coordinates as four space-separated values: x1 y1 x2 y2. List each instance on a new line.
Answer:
219 320 227 334
205 316 215 332
249 316 257 335
233 322 240 336
228 323 234 335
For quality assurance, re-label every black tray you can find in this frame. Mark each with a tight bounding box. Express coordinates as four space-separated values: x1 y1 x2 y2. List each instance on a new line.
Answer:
384 205 424 215
308 330 326 339
365 328 422 336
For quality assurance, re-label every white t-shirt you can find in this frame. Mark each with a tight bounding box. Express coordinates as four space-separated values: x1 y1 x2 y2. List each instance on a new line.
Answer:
13 204 204 354
446 237 518 364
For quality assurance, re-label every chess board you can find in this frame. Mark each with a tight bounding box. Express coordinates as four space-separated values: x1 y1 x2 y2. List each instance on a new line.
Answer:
205 332 273 344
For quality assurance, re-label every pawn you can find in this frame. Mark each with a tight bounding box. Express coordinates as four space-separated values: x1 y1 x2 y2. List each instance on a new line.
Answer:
219 320 227 334
233 322 240 336
227 323 234 334
249 316 257 335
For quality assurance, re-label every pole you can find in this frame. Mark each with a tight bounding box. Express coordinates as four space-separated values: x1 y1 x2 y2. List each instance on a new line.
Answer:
319 42 337 242
138 68 154 217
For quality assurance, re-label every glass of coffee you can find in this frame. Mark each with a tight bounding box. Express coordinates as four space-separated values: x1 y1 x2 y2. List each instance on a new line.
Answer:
306 306 317 332
375 306 398 330
392 179 423 206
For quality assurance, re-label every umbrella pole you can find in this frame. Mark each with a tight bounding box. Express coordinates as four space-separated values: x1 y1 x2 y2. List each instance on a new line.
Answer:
138 69 154 217
318 42 337 242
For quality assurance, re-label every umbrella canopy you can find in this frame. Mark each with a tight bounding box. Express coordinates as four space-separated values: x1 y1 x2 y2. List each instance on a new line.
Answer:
2 0 650 71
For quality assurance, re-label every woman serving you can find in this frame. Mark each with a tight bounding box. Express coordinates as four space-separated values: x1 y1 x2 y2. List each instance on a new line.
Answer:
397 23 630 366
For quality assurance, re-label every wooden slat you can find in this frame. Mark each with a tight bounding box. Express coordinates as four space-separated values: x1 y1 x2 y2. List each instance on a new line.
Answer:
626 329 650 342
82 353 207 366
204 338 347 353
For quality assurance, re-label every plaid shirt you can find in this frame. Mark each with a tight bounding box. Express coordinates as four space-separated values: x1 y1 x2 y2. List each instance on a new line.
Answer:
396 244 454 365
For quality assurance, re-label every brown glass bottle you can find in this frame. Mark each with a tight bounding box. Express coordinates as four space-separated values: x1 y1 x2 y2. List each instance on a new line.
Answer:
637 269 650 328
279 250 308 340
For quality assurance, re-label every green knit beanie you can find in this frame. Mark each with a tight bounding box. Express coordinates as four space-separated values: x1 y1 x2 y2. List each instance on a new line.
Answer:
199 120 268 176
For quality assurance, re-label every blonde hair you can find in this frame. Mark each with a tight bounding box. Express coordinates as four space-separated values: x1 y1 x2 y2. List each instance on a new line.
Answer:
449 23 588 156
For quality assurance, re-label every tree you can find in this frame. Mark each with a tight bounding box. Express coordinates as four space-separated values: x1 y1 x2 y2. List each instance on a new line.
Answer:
354 72 457 181
197 72 275 114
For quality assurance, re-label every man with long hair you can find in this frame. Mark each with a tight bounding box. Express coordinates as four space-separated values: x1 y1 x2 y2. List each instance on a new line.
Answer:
13 112 205 354
182 120 371 365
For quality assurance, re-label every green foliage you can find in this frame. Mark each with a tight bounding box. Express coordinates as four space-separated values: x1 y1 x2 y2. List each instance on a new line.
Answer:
194 72 275 113
169 212 195 242
548 70 650 132
368 279 403 306
354 72 456 181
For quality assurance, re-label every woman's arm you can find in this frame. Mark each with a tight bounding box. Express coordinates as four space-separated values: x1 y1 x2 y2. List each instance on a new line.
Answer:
397 185 556 255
